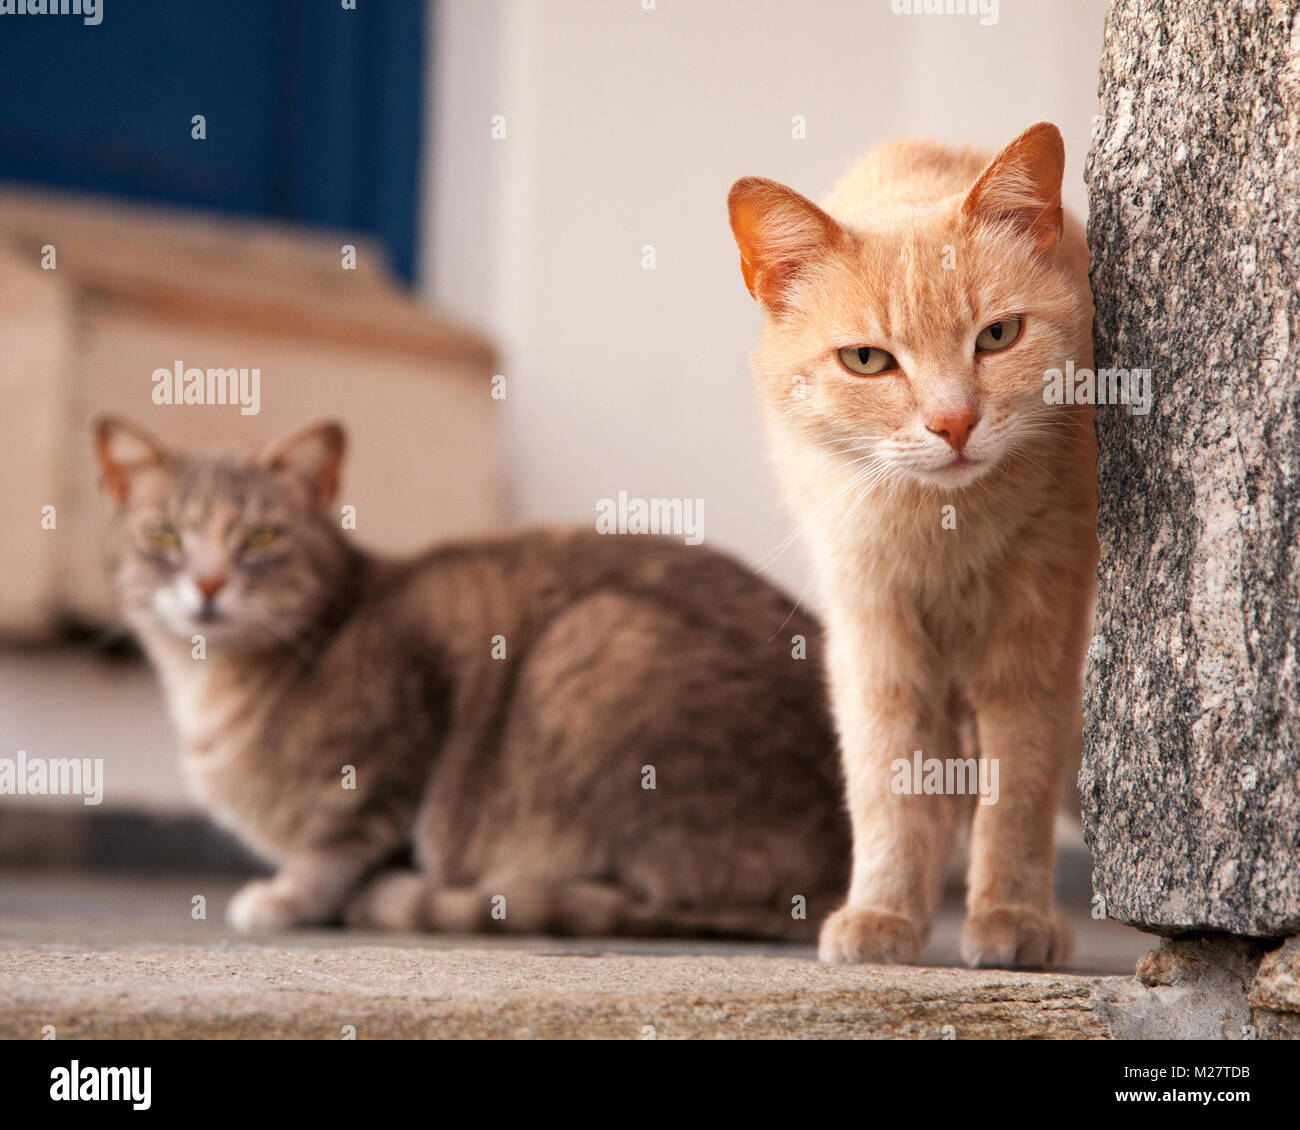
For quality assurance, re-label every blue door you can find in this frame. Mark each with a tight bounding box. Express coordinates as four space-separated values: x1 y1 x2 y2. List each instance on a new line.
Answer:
0 0 426 281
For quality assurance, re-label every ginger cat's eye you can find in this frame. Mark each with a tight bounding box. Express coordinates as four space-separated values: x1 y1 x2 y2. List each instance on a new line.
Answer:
242 525 281 551
837 346 897 376
146 521 181 550
975 316 1022 353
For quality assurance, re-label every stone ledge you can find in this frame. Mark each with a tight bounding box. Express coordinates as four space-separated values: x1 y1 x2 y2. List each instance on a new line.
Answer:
0 944 1122 1040
1101 936 1300 1040
8 873 1296 1039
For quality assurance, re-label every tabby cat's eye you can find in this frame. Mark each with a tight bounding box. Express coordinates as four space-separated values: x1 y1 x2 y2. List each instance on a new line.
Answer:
146 522 180 550
837 345 898 376
242 525 281 551
975 316 1022 353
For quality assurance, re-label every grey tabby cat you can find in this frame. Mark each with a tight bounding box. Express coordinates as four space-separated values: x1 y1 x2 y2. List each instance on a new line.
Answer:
94 417 848 938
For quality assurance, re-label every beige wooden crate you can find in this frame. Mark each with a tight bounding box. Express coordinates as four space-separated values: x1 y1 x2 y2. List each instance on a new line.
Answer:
0 187 503 637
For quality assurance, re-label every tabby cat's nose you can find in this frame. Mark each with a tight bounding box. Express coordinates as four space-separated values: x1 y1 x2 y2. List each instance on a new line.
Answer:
195 573 228 601
925 409 980 453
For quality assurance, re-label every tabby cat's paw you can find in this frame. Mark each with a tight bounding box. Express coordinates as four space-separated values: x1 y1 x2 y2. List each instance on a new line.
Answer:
818 905 922 964
960 904 1072 969
226 879 305 933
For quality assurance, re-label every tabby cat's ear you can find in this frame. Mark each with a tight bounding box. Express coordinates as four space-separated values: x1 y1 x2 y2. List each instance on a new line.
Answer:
259 420 345 509
728 176 846 313
93 416 172 507
960 122 1065 256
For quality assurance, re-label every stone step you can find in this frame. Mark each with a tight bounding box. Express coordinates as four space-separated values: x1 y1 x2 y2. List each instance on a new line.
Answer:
2 943 1122 1040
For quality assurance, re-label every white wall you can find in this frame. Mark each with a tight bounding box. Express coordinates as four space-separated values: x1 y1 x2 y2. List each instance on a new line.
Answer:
424 0 1109 599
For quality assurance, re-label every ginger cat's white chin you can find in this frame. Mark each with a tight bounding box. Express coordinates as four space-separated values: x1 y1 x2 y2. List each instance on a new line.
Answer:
903 453 995 489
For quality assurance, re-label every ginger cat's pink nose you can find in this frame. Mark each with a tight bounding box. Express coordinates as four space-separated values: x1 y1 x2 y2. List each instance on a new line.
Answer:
196 573 228 600
926 410 980 453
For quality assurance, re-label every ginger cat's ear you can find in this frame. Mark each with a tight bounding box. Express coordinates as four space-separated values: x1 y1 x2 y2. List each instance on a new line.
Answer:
728 176 846 312
93 415 172 507
961 122 1065 256
259 420 346 509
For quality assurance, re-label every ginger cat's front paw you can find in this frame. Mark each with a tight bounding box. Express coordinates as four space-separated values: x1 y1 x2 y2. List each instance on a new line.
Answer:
818 905 922 964
960 905 1072 969
227 879 308 933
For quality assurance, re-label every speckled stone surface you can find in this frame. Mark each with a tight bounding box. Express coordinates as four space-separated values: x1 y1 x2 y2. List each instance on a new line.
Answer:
0 870 1157 1040
1081 0 1300 935
0 944 1121 1040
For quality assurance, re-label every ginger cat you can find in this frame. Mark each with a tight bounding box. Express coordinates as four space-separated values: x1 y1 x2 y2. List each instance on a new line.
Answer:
728 123 1097 967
